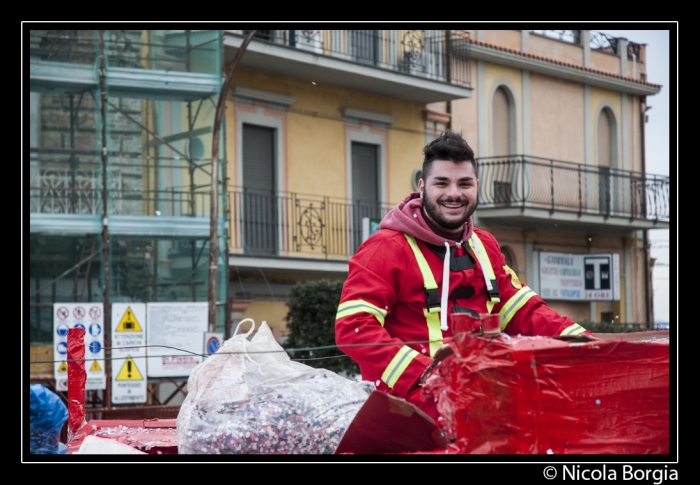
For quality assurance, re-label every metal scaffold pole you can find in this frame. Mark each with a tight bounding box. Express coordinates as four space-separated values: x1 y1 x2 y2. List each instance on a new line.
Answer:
99 30 112 408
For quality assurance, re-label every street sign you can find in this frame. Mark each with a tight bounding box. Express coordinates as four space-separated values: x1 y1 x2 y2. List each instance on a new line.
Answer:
203 332 224 357
111 303 147 404
53 303 105 392
538 252 620 301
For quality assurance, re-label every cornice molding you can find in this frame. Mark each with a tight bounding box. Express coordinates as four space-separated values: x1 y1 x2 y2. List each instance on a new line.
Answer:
231 86 297 109
341 108 396 128
463 41 661 96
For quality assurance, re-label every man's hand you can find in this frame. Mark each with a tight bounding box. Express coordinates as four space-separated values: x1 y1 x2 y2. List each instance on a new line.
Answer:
418 344 454 386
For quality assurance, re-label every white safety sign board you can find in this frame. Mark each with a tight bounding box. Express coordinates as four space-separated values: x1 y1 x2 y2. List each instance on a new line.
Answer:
111 303 147 404
53 303 105 392
146 302 207 377
539 252 620 301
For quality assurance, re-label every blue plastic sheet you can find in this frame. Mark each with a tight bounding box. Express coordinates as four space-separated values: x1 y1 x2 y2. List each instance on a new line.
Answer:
29 384 68 454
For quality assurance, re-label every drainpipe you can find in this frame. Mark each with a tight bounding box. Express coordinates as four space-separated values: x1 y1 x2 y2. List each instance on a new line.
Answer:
640 95 653 328
445 30 452 130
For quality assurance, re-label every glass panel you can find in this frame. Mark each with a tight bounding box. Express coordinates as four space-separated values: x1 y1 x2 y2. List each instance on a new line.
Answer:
29 234 103 344
111 236 210 303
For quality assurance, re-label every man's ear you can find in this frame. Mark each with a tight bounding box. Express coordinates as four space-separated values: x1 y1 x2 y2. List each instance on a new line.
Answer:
418 178 424 196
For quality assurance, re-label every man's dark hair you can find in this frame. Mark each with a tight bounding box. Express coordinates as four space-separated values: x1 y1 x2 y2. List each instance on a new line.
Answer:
422 130 476 180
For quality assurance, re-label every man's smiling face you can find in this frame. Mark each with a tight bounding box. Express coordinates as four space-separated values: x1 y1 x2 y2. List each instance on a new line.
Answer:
419 159 479 234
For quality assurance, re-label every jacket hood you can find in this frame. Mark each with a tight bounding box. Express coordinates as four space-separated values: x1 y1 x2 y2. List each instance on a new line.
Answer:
379 192 473 247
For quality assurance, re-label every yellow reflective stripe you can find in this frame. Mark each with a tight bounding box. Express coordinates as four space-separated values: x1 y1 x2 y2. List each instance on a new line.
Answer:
336 299 387 326
404 233 442 347
468 233 501 311
487 299 496 314
404 234 438 290
560 323 587 336
424 308 443 357
468 234 496 280
381 345 420 389
499 287 537 331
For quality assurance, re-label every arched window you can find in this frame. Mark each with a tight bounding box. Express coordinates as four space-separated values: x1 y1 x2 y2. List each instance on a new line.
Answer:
492 87 512 157
491 86 515 205
597 108 613 169
596 107 615 215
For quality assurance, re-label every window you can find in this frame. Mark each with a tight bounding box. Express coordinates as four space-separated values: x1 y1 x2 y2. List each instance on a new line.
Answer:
492 87 512 157
493 181 512 206
351 142 380 252
597 107 615 215
242 124 277 255
341 109 392 254
232 87 294 256
350 30 379 66
491 85 516 205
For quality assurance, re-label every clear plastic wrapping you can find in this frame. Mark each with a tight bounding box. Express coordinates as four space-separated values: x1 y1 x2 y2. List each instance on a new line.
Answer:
177 320 374 454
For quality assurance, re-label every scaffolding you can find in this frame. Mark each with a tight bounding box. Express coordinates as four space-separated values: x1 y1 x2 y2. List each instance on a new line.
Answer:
28 29 229 412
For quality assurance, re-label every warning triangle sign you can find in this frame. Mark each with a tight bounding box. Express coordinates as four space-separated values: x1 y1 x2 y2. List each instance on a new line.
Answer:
116 307 142 332
116 355 144 381
89 360 102 372
58 361 67 373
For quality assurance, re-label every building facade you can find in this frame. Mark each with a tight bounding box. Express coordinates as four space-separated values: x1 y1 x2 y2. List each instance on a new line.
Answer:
444 30 667 326
221 29 668 337
220 29 472 339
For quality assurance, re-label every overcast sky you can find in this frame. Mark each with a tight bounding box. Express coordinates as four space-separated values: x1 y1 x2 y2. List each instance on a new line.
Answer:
594 27 674 323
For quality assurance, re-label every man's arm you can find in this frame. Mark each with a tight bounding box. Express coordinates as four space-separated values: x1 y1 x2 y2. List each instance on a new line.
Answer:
479 231 595 338
335 234 434 398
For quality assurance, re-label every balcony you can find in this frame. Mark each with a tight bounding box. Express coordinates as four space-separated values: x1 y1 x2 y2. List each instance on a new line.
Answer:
475 156 670 236
29 30 222 100
28 153 213 238
223 29 472 103
228 189 396 265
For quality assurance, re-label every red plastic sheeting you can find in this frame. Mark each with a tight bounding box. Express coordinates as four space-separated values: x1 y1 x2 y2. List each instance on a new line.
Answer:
67 327 87 439
423 330 670 454
66 419 179 455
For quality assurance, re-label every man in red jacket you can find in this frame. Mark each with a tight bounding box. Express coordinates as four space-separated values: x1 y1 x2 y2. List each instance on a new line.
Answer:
335 130 594 421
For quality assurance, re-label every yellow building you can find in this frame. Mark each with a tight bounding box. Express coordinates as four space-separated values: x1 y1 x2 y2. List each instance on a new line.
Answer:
221 29 473 339
221 29 668 338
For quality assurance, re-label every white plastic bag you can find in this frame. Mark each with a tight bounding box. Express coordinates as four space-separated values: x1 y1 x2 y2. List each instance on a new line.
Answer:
177 319 374 454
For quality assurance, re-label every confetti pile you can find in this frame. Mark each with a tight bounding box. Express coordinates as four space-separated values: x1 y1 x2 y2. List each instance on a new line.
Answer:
179 370 373 454
177 320 374 454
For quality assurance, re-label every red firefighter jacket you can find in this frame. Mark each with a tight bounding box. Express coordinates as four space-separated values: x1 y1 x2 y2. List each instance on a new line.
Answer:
335 192 591 401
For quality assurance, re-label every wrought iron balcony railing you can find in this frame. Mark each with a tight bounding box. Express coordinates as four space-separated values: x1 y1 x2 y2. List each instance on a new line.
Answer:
228 189 395 259
30 159 669 260
236 29 470 87
530 30 641 61
29 151 213 218
476 155 670 222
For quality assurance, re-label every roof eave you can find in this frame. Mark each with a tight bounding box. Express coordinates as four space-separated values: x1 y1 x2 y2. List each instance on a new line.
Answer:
467 42 661 97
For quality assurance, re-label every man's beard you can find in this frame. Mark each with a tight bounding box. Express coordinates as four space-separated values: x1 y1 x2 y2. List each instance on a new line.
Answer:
423 196 477 230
